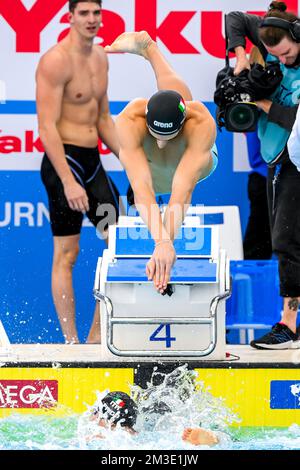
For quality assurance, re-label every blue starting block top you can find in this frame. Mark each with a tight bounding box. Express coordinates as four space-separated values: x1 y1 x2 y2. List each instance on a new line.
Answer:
115 226 213 257
107 258 217 283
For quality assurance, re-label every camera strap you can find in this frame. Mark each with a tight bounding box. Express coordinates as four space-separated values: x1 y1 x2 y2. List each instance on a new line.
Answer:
224 14 230 68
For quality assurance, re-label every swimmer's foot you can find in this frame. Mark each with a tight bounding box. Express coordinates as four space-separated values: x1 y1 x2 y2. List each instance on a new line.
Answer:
182 427 219 446
104 31 155 59
65 337 80 345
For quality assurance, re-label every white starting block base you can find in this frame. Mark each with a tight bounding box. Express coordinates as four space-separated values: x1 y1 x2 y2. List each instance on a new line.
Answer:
102 283 227 361
94 211 231 361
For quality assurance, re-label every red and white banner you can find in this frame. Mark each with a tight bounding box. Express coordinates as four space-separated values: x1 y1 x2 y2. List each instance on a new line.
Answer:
0 380 58 408
0 0 298 170
1 0 298 99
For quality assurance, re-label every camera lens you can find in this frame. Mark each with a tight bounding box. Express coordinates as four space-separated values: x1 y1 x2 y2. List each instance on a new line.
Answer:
226 102 258 132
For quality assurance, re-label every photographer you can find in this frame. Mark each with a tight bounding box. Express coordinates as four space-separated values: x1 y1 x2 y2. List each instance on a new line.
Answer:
226 1 300 349
243 47 272 260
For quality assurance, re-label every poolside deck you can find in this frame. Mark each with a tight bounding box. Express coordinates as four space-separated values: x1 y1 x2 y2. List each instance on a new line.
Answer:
1 344 299 366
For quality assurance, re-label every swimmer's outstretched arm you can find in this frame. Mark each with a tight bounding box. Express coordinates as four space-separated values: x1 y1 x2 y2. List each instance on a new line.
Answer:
162 104 216 275
116 101 176 293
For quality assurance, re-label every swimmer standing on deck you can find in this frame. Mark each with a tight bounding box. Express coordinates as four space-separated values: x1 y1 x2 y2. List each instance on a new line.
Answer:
36 0 121 344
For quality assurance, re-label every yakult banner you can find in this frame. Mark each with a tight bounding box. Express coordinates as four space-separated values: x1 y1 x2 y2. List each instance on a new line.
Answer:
0 0 298 343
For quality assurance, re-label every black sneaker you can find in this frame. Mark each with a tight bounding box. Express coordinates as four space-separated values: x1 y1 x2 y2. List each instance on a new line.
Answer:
250 323 298 350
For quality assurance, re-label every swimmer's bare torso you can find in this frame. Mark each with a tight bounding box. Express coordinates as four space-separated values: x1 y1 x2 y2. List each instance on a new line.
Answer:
37 38 108 148
116 98 214 194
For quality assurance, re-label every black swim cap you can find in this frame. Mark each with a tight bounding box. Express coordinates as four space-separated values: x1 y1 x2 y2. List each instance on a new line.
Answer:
146 90 186 137
100 391 138 428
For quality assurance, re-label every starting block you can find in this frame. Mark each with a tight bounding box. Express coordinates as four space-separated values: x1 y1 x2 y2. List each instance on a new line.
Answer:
94 214 231 360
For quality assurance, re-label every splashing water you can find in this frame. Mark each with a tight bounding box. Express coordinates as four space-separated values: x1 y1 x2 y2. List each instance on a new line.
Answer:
1 365 300 450
131 365 239 436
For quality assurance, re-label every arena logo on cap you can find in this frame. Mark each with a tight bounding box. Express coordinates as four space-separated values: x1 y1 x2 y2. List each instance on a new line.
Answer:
153 121 173 129
102 402 117 416
0 380 58 408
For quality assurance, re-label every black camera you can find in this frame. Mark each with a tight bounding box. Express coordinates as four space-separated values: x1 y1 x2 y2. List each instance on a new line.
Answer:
214 63 283 132
217 75 259 132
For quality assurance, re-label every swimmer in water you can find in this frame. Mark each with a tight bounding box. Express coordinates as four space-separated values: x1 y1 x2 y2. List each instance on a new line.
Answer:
89 391 220 446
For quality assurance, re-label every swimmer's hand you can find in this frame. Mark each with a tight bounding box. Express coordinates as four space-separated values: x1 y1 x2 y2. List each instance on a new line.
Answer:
182 427 219 447
146 241 176 293
63 178 89 213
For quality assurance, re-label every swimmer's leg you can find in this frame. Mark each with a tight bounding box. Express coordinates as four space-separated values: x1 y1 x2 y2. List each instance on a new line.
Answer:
105 31 192 100
52 235 80 344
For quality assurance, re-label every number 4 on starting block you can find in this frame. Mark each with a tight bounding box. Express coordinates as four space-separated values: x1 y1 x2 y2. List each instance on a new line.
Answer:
149 324 176 348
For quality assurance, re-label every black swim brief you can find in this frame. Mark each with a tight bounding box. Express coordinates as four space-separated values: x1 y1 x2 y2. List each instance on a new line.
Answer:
41 144 120 236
